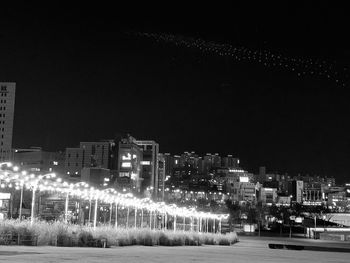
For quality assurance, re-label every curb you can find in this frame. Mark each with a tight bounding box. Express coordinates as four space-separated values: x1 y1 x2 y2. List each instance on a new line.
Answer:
268 243 350 253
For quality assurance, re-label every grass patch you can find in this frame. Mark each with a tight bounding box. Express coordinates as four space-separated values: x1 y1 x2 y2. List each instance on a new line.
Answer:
0 219 238 247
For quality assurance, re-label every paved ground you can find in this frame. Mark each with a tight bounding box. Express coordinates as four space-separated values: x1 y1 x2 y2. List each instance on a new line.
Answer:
1 237 349 262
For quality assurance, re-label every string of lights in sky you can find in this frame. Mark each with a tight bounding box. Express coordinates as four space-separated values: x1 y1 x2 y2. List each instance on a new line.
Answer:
131 32 349 87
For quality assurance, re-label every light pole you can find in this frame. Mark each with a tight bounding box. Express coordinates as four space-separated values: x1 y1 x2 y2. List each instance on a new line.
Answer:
19 183 23 220
126 207 130 228
141 208 144 228
93 199 98 229
314 215 317 239
65 192 69 222
149 210 152 229
30 185 37 225
115 203 118 228
183 216 186 232
88 198 92 224
109 203 113 225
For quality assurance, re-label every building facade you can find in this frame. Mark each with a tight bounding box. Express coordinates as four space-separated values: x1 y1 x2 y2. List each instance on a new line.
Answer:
135 140 159 198
12 147 65 175
0 82 15 161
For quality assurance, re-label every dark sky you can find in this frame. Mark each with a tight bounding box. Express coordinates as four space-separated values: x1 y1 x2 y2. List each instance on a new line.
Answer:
1 3 349 182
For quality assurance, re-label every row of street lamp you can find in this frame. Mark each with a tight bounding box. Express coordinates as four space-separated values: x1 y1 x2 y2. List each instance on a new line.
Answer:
0 162 227 233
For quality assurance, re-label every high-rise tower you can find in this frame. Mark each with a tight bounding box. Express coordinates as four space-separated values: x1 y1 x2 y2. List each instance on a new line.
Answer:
0 82 15 161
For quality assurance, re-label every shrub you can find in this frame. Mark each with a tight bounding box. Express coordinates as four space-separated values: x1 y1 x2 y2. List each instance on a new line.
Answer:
78 231 94 247
0 219 238 247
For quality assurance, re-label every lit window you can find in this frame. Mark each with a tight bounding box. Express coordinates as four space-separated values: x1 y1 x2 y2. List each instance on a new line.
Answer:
121 162 131 168
122 153 132 160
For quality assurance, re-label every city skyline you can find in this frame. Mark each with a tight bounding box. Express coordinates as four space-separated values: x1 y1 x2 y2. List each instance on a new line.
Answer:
1 4 349 182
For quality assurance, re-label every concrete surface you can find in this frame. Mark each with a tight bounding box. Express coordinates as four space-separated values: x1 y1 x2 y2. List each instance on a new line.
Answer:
1 236 349 262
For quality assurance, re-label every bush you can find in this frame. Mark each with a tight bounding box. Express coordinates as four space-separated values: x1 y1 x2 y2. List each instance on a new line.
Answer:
78 231 94 247
0 219 238 247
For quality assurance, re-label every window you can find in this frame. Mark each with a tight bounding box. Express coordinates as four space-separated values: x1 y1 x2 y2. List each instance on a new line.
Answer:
0 86 6 91
121 162 131 168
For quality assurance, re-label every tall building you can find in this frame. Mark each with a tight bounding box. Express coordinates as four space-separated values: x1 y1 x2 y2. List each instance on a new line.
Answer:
65 140 117 179
135 140 159 199
0 82 15 161
12 147 65 174
116 136 142 193
288 180 304 203
163 153 174 177
158 153 166 201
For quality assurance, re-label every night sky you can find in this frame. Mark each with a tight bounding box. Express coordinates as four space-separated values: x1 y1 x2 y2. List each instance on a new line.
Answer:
1 3 349 182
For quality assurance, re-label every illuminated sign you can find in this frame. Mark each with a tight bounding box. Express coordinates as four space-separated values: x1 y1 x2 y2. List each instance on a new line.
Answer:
0 193 11 199
141 161 151 165
121 162 131 168
239 176 249 183
229 169 245 173
122 153 131 160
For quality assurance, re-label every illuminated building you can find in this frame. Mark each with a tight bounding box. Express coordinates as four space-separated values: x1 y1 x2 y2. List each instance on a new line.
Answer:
65 140 117 179
288 180 304 203
81 167 110 187
303 183 324 205
0 82 15 161
135 140 159 199
12 147 65 174
158 153 166 200
164 153 173 177
277 195 292 206
231 182 256 203
173 155 181 168
203 154 213 174
116 136 142 193
221 155 239 168
65 147 83 178
213 153 221 168
258 187 278 205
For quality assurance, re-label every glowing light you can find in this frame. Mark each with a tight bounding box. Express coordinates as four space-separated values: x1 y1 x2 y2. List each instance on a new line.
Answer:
0 164 229 222
121 162 132 168
132 32 349 88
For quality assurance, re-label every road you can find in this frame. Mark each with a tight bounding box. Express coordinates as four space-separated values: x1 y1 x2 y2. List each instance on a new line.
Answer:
0 236 349 262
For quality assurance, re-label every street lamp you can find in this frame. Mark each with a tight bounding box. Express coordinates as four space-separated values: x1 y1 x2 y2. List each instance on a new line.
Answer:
29 172 56 225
